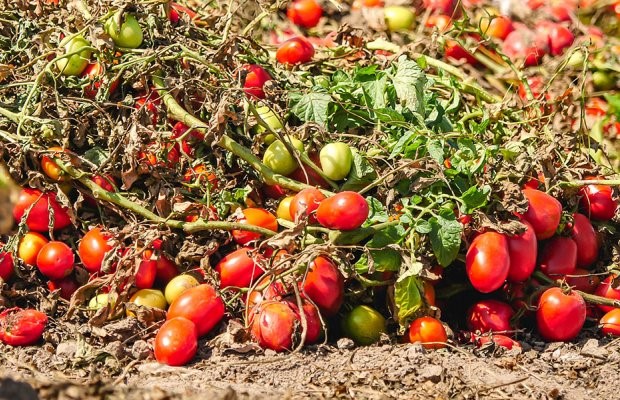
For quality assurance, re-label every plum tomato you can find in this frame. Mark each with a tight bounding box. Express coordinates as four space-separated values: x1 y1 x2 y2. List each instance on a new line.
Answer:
570 213 599 268
315 191 369 231
539 237 577 278
18 232 49 266
0 308 48 346
215 248 265 289
254 104 284 135
167 284 225 337
135 250 157 289
466 232 510 293
55 35 92 76
502 27 548 67
301 256 344 316
165 274 200 305
287 0 323 29
47 276 79 300
0 249 13 281
40 147 69 182
521 188 562 240
128 289 167 316
78 228 112 273
155 255 179 285
276 36 315 65
241 64 272 99
13 188 72 232
600 309 620 336
594 276 620 313
276 196 295 222
536 287 586 342
36 241 74 280
579 181 616 221
407 316 448 349
154 317 198 366
384 6 415 32
479 14 514 40
564 268 600 293
319 142 353 181
262 137 305 176
535 21 574 56
289 188 326 223
105 12 143 49
467 300 514 335
341 305 387 346
232 208 278 245
82 61 120 99
506 221 537 282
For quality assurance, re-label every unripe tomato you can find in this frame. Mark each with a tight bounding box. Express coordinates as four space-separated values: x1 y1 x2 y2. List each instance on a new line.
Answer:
467 300 514 335
600 309 620 336
570 213 599 268
13 188 72 232
36 241 74 280
262 138 305 175
564 268 600 293
215 248 265 289
536 287 585 342
0 250 14 281
301 256 344 316
342 305 387 346
594 276 620 313
105 12 143 49
287 0 323 29
276 37 315 65
539 237 577 277
579 181 616 221
135 250 157 289
407 316 448 349
276 196 295 221
289 188 326 223
521 188 562 240
18 232 49 266
88 293 117 310
0 308 48 346
466 232 510 293
154 317 198 366
78 228 112 273
165 274 200 304
479 14 514 40
232 208 278 245
128 289 167 314
592 71 616 91
242 64 272 99
506 221 537 282
167 284 225 337
384 6 415 32
47 276 79 300
40 147 69 182
255 104 284 135
319 142 353 181
315 191 369 231
55 35 92 76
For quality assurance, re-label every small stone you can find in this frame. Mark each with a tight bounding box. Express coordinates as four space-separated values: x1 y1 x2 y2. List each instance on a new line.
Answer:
336 338 355 350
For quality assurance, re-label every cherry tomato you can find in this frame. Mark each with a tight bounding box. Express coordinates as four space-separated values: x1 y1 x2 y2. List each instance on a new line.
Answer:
13 188 72 232
467 300 514 335
319 142 353 181
276 37 315 65
242 64 272 99
466 232 510 293
155 255 179 285
78 228 112 273
384 6 415 32
408 316 448 349
287 0 323 29
594 276 620 313
0 250 14 281
521 188 562 240
165 274 200 305
502 27 548 67
82 61 120 99
341 305 387 346
579 181 617 221
47 276 79 300
315 191 369 231
506 221 537 282
18 232 49 266
262 137 305 175
0 308 48 346
36 241 74 280
154 317 198 366
215 248 265 289
55 35 92 76
40 147 69 182
105 12 143 49
472 334 521 350
570 213 599 268
539 237 577 278
564 268 600 293
289 188 326 223
128 289 167 315
232 208 278 245
479 14 514 40
536 287 585 342
301 256 344 316
167 284 225 337
135 250 157 289
600 309 620 336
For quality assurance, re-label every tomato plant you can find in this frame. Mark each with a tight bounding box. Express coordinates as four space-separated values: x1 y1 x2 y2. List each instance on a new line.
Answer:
287 0 323 29
18 232 49 266
232 208 278 245
36 241 74 280
167 284 225 337
539 237 577 277
315 191 369 231
384 6 415 32
521 188 562 240
579 181 617 221
215 247 265 289
506 221 537 282
0 308 48 346
319 142 353 181
78 228 112 273
154 317 198 366
570 213 599 268
467 300 514 335
13 188 72 232
341 305 386 346
466 232 510 293
407 316 448 349
301 256 344 316
536 287 585 342
600 309 620 336
276 37 315 65
105 12 143 48
289 188 326 223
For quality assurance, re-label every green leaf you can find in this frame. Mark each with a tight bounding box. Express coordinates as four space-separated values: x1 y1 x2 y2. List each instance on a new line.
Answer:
460 184 491 214
355 248 402 274
413 219 432 234
429 210 462 267
341 150 377 192
604 93 620 119
361 76 388 109
291 91 331 127
394 268 423 324
368 224 407 247
391 55 427 115
426 139 444 164
83 147 108 167
366 197 389 224
374 107 405 123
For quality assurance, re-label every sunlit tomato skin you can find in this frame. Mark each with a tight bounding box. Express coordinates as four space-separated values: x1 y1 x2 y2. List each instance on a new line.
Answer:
47 276 79 300
579 182 616 221
467 300 514 335
472 334 521 350
216 248 265 289
242 64 272 99
165 274 199 305
536 287 586 342
128 289 167 314
506 221 537 282
408 316 448 349
0 308 48 346
444 40 478 65
502 28 548 67
276 37 315 65
154 317 198 366
301 256 344 317
135 250 157 289
342 305 387 346
287 0 323 29
263 137 305 176
548 24 574 56
0 250 14 281
570 213 599 268
384 6 415 32
78 228 112 273
250 300 297 351
539 237 577 278
82 62 120 99
168 2 198 23
36 241 74 280
13 188 72 232
232 208 278 245
105 12 143 49
521 188 562 240
155 255 179 285
167 284 225 337
276 196 294 222
480 14 514 40
425 14 452 32
55 35 92 76
466 232 510 293
594 276 620 313
40 147 69 182
315 191 369 231
18 232 49 266
289 188 326 223
600 309 620 336
423 0 458 14
564 268 600 293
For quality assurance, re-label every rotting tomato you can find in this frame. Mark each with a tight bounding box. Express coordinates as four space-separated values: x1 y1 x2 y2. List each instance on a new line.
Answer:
301 256 344 317
319 142 353 181
466 232 510 293
276 36 315 65
536 287 586 342
36 241 74 280
521 188 562 240
600 309 620 336
289 188 326 223
472 334 521 350
467 299 514 335
262 137 305 176
384 6 415 32
215 247 265 289
506 221 537 282
0 249 13 281
539 236 577 278
407 316 448 349
0 308 48 346
13 188 72 232
579 180 616 221
78 228 112 273
594 276 620 313
154 317 198 366
232 208 278 245
165 274 200 305
18 232 49 266
341 305 387 346
315 191 369 231
287 0 323 29
167 284 225 337
105 12 143 49
241 64 272 99
570 213 599 268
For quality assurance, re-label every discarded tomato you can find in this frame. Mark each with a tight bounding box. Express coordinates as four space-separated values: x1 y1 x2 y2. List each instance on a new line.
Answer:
0 308 48 346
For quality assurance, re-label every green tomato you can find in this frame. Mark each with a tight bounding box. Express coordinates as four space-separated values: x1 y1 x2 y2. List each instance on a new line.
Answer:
164 274 199 305
342 305 387 346
319 142 353 181
592 71 615 91
255 104 284 139
88 293 117 310
384 6 415 32
262 137 304 175
105 12 143 49
56 35 92 76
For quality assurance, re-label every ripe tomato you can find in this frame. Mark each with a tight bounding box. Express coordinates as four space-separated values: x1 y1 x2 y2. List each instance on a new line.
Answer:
232 208 278 245
135 92 161 126
466 232 510 293
276 37 315 65
215 248 265 289
78 228 112 273
135 250 157 289
425 14 452 32
570 213 599 268
467 300 514 335
36 241 74 280
384 6 415 32
105 12 143 49
536 287 585 342
423 280 436 306
40 147 69 182
408 316 448 349
315 191 369 231
13 188 72 232
289 188 326 223
600 309 620 336
564 268 600 293
0 308 48 346
47 276 79 300
517 76 547 103
82 61 120 99
168 2 198 23
0 249 13 281
535 21 574 56
262 137 305 176
579 181 616 221
319 142 353 181
287 0 323 29
502 27 548 67
341 305 387 346
539 237 577 277
521 188 562 240
506 221 537 282
472 334 521 350
155 255 179 285
245 276 289 310
594 276 620 313
154 317 198 366
480 14 514 40
55 35 92 76
241 64 272 99
165 274 199 304
444 40 478 65
18 232 49 266
301 256 344 316
423 0 458 14
167 284 225 337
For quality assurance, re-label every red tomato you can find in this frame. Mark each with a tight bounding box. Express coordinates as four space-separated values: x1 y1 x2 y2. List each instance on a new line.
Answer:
517 76 547 103
506 221 537 282
289 188 326 223
36 241 74 280
134 91 161 126
536 287 586 342
47 276 79 300
467 300 515 335
17 232 49 266
480 15 514 40
246 276 289 310
548 24 574 56
352 0 384 9
167 284 225 337
472 334 521 350
276 37 315 65
564 268 600 293
287 0 323 29
216 248 265 289
521 188 562 240
594 276 620 313
539 237 577 277
13 188 72 232
422 0 458 15
301 256 344 316
135 250 157 289
444 40 478 65
168 2 198 24
570 213 599 268
40 147 69 182
232 208 278 245
81 61 120 99
262 184 288 200
242 64 272 99
155 255 179 285
154 317 198 366
78 228 112 273
0 250 14 281
579 181 617 221
407 316 448 349
502 27 548 67
425 14 452 32
466 232 510 293
315 191 369 231
0 308 48 346
600 309 620 336
423 281 436 306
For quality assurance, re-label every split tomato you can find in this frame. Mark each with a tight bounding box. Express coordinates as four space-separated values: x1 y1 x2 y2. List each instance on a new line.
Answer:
0 308 48 346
